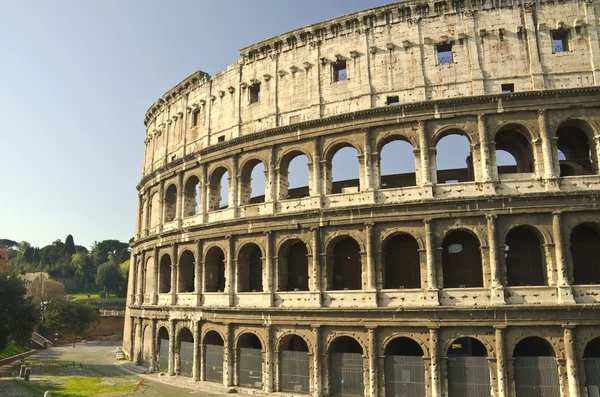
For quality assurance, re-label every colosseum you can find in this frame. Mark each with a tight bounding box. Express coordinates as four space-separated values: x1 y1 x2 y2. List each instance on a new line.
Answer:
124 0 600 396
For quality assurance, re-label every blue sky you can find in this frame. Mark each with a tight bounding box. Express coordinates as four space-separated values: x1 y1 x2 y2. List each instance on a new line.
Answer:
0 0 483 249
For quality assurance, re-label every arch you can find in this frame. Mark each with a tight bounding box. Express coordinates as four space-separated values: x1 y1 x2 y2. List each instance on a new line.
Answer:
149 192 160 229
278 239 309 291
383 233 421 289
143 257 153 296
177 327 194 377
584 337 600 393
329 336 365 397
204 246 226 292
505 226 545 286
203 330 224 383
513 336 560 397
384 336 424 356
435 129 474 183
239 158 267 205
157 326 170 372
329 237 362 291
495 126 535 176
379 138 417 188
279 150 311 200
279 334 310 393
237 243 263 292
142 324 153 368
237 332 264 388
442 230 483 288
164 184 178 222
178 250 195 293
204 330 225 345
208 166 229 211
159 254 172 294
556 119 595 176
183 175 201 217
325 141 362 194
570 222 600 285
446 337 490 397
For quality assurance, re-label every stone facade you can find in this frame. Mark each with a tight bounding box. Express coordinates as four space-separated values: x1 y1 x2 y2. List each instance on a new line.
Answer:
125 1 600 396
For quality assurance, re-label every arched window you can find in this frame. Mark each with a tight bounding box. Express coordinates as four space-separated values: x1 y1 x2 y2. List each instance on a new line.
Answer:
279 241 309 291
436 133 473 183
330 237 362 290
513 337 560 396
505 226 545 286
240 159 267 205
158 327 169 371
238 244 263 292
164 184 177 222
446 337 490 396
279 335 309 393
384 234 421 289
205 247 226 292
571 223 600 285
379 139 416 188
442 231 482 288
183 176 200 217
208 167 229 211
584 337 600 393
159 254 172 294
384 337 425 397
178 250 195 293
329 145 360 194
178 328 194 377
495 128 534 177
204 331 224 383
280 152 310 200
556 122 594 176
329 337 364 397
238 333 263 388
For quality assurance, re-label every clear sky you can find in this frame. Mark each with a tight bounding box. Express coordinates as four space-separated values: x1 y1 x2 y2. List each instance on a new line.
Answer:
0 0 487 249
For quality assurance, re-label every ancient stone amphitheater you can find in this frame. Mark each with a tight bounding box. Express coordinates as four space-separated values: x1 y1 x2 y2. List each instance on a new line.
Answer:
124 0 600 396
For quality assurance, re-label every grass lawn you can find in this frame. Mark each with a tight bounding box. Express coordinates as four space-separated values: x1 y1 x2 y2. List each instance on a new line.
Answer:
15 376 137 397
0 342 29 360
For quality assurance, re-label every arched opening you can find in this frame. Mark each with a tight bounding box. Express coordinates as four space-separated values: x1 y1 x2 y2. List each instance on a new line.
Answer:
384 337 425 396
513 337 560 397
571 223 600 285
379 139 416 188
495 128 534 177
183 175 201 217
144 258 154 298
436 133 473 183
279 335 310 393
238 333 263 388
330 237 362 291
205 247 226 292
505 226 545 286
446 337 489 396
178 328 194 377
584 337 600 394
178 251 195 293
208 167 229 211
330 145 360 194
238 244 263 292
204 331 224 383
240 159 267 205
557 122 594 176
280 152 310 200
150 192 160 229
158 327 169 372
164 184 177 222
383 234 421 289
442 231 483 288
329 336 365 397
159 254 172 294
142 325 153 368
279 241 309 291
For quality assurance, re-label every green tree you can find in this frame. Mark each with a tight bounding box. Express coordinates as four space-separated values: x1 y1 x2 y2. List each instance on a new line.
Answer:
118 260 130 294
71 252 92 288
28 277 66 306
0 239 17 250
95 262 122 294
43 300 99 339
64 235 76 258
0 273 38 350
91 240 129 267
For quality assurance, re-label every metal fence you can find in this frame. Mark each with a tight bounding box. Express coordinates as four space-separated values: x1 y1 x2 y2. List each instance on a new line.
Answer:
159 338 169 371
280 350 310 393
384 355 426 397
205 344 224 383
330 352 365 397
585 358 600 396
513 357 560 397
239 347 263 388
179 340 194 376
446 356 491 397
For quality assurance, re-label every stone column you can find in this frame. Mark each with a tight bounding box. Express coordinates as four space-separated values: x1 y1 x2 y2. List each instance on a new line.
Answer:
523 4 546 90
265 231 274 306
230 154 239 216
143 190 151 236
158 180 165 230
171 245 178 305
487 215 505 304
265 326 274 392
177 172 184 224
495 326 507 397
312 138 322 197
267 147 277 207
149 319 157 371
168 320 176 376
363 128 374 191
137 251 145 304
553 212 575 304
195 241 203 300
418 121 433 195
424 219 439 305
153 246 159 304
429 327 441 397
200 163 208 223
225 236 235 306
366 223 376 291
135 318 143 365
563 326 581 397
478 114 495 191
539 110 558 180
193 320 201 381
367 327 377 397
224 323 233 387
311 227 321 293
312 326 322 397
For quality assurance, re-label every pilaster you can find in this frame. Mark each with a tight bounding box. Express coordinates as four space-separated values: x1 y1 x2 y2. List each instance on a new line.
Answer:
553 212 575 304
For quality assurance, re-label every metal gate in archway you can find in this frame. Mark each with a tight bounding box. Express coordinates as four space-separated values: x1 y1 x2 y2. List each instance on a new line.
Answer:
385 355 426 397
280 350 309 393
179 340 194 376
585 358 600 396
239 347 263 388
330 352 365 397
159 338 169 371
205 344 224 383
514 357 560 397
446 356 490 397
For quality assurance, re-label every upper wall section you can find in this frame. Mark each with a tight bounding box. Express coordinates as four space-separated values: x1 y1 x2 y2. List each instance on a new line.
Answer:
141 0 600 175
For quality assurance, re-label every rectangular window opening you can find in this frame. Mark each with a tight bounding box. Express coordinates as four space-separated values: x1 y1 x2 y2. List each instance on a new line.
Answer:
436 43 454 65
191 109 200 127
386 96 400 105
551 30 569 53
501 83 514 93
332 60 347 82
249 83 261 104
217 135 225 143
